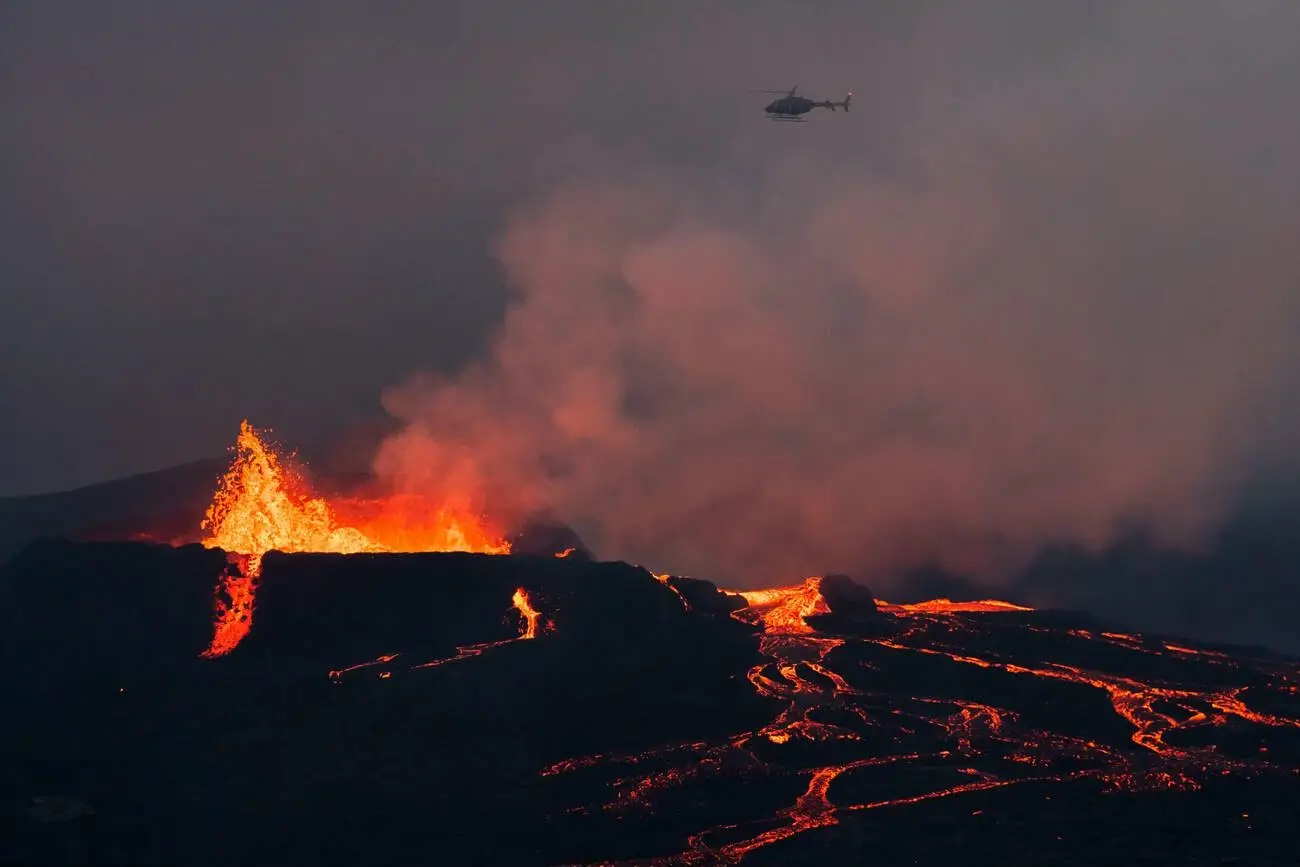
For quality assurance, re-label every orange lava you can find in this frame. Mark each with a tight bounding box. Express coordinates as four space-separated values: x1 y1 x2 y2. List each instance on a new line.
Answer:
544 573 1300 864
876 598 1033 615
731 576 830 635
513 587 541 640
869 636 1300 762
1164 642 1232 660
688 754 923 861
198 420 510 657
329 586 544 680
652 572 692 612
328 493 513 556
200 553 256 659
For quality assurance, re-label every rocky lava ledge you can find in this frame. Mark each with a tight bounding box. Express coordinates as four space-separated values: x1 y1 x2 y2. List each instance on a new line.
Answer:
3 540 1300 866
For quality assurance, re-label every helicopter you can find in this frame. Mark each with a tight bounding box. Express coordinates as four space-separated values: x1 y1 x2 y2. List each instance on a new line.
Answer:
758 85 852 122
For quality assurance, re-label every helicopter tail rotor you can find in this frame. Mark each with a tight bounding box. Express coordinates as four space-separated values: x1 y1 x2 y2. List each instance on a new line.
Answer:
825 91 852 112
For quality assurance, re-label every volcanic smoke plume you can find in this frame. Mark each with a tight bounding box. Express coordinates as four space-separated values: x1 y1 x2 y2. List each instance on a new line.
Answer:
375 5 1300 588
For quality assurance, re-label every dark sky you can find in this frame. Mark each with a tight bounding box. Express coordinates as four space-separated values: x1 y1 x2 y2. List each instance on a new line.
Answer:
0 0 913 496
4 1 1300 590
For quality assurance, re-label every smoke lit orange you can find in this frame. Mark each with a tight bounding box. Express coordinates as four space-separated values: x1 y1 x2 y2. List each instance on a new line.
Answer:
199 420 510 657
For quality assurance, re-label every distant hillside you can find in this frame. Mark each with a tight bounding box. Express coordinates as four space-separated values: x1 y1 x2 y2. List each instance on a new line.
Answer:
0 460 227 562
892 476 1300 656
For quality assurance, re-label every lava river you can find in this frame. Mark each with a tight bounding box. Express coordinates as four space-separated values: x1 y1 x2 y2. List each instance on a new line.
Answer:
538 576 1300 866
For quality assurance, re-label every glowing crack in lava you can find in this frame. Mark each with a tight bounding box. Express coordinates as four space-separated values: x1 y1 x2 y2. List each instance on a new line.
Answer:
328 587 542 683
198 420 510 657
542 575 1300 865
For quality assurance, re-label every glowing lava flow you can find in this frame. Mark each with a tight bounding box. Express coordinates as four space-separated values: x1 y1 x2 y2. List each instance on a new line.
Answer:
202 553 257 659
875 597 1033 615
726 578 858 745
543 574 1300 866
871 637 1273 760
198 420 510 657
512 587 541 640
730 576 830 634
329 587 543 683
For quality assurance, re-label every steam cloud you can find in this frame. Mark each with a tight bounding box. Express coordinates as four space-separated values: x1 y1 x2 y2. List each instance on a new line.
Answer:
375 2 1300 587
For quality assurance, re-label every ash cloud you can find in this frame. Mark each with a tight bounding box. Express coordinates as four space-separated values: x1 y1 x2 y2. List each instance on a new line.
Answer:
377 1 1300 587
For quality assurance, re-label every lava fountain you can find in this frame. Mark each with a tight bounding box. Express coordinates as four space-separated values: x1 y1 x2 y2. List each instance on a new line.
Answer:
198 420 511 657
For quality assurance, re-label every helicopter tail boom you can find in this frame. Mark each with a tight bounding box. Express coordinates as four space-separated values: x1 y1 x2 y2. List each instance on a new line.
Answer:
818 91 853 112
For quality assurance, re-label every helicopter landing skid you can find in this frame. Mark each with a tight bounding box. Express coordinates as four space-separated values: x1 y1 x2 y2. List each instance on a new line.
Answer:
768 115 807 123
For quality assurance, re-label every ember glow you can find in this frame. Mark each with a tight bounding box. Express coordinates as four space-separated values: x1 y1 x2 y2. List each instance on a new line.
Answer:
198 420 510 656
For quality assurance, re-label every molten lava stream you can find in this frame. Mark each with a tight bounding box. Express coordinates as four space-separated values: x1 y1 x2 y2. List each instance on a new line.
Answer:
412 587 542 670
543 577 1057 864
874 598 1033 616
327 588 543 683
676 579 1038 860
867 623 1300 779
555 574 1300 864
200 553 256 659
197 420 511 657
